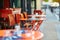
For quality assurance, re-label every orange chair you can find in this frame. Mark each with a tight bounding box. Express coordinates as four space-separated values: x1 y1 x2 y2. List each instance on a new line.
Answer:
23 12 28 19
20 13 24 20
20 13 28 20
0 14 15 29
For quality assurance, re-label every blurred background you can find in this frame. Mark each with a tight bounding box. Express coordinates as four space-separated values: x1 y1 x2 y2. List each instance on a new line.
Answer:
0 0 60 40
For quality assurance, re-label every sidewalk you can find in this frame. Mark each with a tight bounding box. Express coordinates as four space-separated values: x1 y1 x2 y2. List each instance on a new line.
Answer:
40 9 60 40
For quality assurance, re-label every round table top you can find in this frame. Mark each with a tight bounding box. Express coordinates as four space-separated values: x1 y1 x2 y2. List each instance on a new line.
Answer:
20 30 44 40
0 30 44 40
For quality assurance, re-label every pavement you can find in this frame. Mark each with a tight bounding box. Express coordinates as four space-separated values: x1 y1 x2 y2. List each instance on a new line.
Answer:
40 8 60 40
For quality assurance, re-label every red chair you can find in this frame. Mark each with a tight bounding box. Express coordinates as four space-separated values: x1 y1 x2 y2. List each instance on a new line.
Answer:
31 20 36 26
31 20 43 31
8 14 15 27
0 9 12 18
33 10 43 30
31 20 36 30
34 20 43 31
34 10 42 15
15 14 20 24
0 9 13 29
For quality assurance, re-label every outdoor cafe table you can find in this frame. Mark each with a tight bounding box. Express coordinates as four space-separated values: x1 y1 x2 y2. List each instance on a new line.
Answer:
0 30 44 40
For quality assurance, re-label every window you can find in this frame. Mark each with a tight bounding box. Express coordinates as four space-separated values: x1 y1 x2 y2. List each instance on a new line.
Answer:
10 0 21 8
